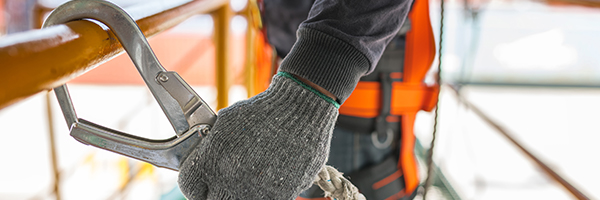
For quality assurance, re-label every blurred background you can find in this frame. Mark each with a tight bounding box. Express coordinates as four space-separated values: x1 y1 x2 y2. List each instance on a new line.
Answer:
1 0 599 199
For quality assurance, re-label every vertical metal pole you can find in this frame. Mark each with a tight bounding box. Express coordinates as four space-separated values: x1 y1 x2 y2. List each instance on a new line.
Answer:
213 4 233 110
46 92 61 200
244 1 257 98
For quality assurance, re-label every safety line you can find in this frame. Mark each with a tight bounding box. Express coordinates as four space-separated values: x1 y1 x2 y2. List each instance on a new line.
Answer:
423 0 445 198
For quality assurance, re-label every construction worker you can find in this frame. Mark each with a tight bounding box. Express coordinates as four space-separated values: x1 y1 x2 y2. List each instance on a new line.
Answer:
176 0 435 199
260 0 436 199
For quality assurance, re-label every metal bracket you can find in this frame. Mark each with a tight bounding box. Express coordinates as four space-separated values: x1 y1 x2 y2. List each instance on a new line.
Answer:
43 0 216 171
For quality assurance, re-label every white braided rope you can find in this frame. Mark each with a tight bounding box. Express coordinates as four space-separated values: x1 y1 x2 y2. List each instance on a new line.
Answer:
314 165 366 200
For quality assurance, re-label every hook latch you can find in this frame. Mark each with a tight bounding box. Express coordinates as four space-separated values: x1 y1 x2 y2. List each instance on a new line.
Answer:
43 0 216 171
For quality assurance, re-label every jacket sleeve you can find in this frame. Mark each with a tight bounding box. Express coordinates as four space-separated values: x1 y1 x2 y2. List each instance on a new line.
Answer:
278 0 413 103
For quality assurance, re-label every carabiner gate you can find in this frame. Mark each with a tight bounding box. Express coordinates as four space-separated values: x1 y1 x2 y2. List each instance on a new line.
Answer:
43 0 217 171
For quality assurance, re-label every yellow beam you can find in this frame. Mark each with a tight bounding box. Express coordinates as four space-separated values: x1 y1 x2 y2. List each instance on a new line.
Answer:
213 4 233 110
0 0 228 110
244 2 257 98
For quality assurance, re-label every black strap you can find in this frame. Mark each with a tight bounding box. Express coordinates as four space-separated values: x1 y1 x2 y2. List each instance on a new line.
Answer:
376 72 393 138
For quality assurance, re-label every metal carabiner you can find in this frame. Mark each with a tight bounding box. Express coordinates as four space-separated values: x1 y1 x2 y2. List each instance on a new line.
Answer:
42 0 217 171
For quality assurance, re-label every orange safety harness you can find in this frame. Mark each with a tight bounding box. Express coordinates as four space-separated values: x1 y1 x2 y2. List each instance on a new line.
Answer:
338 0 439 195
248 0 277 97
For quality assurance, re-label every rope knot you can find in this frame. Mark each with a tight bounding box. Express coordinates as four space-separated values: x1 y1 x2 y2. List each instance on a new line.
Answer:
315 165 366 200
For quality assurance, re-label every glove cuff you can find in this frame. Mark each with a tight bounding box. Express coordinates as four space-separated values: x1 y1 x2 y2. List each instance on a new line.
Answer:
279 28 370 104
276 72 340 108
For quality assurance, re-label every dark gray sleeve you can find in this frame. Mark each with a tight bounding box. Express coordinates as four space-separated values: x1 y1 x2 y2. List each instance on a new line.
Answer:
278 0 413 103
263 0 315 57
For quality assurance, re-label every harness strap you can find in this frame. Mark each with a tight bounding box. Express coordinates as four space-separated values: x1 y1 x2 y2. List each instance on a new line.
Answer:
399 0 436 193
375 72 394 141
340 82 438 118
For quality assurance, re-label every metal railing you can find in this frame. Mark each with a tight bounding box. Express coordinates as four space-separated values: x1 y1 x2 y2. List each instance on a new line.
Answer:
446 84 591 200
0 0 229 110
0 1 244 199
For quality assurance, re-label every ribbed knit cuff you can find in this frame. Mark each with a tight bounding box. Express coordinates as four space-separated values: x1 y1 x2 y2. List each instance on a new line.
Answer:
276 72 340 108
279 27 370 104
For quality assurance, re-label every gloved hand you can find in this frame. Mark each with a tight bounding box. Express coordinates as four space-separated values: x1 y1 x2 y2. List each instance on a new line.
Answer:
178 72 340 199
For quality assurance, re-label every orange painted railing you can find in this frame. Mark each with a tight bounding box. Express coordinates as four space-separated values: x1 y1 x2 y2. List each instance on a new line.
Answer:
0 0 228 110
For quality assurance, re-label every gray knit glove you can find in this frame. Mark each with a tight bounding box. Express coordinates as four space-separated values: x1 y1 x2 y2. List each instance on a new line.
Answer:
178 72 340 199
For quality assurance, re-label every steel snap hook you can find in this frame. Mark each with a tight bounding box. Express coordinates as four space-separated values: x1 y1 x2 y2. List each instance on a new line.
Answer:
43 0 217 171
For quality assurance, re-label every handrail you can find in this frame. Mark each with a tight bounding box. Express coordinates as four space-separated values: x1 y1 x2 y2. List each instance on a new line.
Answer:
446 84 591 200
0 0 228 110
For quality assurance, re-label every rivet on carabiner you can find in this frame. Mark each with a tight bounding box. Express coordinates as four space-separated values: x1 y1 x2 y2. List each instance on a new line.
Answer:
159 74 169 82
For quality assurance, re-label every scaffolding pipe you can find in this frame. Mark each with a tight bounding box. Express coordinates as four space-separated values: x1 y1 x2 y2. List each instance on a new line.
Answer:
447 84 591 200
45 92 61 200
212 4 233 110
0 0 228 110
244 8 257 98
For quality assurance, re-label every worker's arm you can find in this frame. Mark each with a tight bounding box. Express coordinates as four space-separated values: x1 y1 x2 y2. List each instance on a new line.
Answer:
280 0 412 103
177 0 412 199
